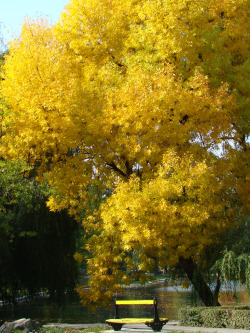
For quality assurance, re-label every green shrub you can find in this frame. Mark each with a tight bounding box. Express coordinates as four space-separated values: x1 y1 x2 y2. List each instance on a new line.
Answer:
201 308 229 328
179 306 250 329
229 310 250 329
179 308 203 327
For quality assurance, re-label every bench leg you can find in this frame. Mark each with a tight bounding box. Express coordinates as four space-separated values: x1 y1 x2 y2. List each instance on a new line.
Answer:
109 323 124 331
145 320 167 332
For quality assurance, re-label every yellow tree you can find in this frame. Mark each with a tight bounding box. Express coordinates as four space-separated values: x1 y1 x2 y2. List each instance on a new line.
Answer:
1 0 249 307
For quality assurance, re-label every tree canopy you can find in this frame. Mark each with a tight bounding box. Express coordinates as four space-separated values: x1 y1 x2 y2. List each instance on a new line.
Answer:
0 0 249 307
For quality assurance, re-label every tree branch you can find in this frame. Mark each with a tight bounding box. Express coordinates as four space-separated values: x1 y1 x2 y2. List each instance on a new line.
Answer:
106 161 128 178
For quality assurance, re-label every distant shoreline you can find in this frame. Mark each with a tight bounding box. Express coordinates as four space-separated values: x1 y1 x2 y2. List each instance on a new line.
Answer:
122 278 166 289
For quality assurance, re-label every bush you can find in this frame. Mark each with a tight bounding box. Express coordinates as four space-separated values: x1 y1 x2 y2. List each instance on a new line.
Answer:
201 308 229 328
178 308 203 327
179 306 250 329
229 309 250 329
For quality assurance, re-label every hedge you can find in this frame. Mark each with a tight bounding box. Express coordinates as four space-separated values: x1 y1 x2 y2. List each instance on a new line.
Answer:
179 306 250 329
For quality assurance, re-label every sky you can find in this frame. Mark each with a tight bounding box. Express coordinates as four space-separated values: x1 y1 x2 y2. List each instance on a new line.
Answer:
0 0 69 51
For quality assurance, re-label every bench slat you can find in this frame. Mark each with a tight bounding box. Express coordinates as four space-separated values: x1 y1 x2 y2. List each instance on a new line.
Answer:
116 300 154 305
107 318 154 324
106 318 168 324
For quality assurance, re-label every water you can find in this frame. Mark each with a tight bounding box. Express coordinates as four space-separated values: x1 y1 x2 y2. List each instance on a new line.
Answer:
0 281 249 324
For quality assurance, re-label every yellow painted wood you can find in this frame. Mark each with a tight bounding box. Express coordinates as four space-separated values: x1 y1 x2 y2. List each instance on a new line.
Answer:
106 318 154 324
116 300 155 305
106 318 169 323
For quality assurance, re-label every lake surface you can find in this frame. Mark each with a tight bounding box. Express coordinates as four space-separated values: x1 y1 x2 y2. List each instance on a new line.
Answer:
0 281 249 324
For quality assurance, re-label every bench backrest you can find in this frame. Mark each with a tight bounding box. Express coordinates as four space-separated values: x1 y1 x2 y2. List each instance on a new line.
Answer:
116 300 155 305
114 298 159 321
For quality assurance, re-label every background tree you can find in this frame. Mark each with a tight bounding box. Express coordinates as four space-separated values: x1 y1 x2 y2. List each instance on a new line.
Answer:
0 159 79 304
212 216 250 291
1 0 249 307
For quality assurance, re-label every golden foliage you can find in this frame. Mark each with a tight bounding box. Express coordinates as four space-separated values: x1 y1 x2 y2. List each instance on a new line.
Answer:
1 0 249 306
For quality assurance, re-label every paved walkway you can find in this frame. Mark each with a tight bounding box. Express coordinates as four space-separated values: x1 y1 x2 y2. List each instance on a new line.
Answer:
44 321 250 333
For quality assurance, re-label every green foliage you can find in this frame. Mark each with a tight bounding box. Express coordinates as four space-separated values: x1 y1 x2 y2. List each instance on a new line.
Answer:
179 306 250 329
212 217 250 290
202 308 229 328
229 309 250 329
10 203 79 302
0 159 79 303
0 160 29 218
178 308 203 327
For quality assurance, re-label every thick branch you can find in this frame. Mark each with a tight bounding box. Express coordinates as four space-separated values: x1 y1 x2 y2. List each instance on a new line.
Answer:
125 160 133 177
106 161 128 178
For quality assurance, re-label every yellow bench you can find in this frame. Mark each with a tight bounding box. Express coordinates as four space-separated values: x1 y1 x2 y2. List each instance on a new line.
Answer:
106 298 168 331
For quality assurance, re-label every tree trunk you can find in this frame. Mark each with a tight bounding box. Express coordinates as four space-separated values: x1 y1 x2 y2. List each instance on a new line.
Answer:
179 256 220 306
